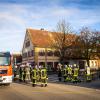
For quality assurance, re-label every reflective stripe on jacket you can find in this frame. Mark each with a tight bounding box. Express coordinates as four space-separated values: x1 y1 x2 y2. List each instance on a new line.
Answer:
68 67 72 75
73 68 79 76
32 69 37 79
40 68 47 79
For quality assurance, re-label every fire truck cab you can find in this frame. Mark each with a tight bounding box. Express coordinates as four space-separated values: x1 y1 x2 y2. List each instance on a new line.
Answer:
0 52 13 85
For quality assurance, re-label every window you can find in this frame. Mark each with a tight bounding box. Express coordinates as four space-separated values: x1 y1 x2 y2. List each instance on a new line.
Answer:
47 50 53 56
22 53 27 58
28 51 31 57
22 53 25 58
25 41 30 47
27 51 34 57
54 51 60 56
25 53 27 57
39 50 45 56
95 61 97 66
91 61 94 67
31 50 34 56
0 57 10 66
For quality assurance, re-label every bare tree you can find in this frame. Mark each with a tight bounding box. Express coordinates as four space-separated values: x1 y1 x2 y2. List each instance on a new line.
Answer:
78 27 100 66
96 32 100 58
91 31 100 58
69 35 83 59
52 19 73 64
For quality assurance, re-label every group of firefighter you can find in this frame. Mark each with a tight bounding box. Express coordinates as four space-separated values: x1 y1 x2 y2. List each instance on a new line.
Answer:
14 63 92 86
57 63 92 83
18 64 48 87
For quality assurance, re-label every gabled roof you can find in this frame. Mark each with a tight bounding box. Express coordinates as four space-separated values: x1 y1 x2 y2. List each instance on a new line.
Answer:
27 29 53 47
27 28 77 48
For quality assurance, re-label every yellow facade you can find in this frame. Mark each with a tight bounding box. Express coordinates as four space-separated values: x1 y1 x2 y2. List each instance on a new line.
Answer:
34 47 56 66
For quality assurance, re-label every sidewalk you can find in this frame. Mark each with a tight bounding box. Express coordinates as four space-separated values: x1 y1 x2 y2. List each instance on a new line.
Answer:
48 74 100 90
76 79 100 89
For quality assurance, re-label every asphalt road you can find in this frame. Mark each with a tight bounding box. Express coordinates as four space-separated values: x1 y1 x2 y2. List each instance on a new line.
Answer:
0 82 100 100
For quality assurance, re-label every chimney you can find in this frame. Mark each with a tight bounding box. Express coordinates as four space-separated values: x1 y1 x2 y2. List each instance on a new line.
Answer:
40 28 44 30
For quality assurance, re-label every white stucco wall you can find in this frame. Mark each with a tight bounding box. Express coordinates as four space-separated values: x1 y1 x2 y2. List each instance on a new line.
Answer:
22 32 34 63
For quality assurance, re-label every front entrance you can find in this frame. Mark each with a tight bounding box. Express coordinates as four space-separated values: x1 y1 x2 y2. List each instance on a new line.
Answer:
79 61 85 69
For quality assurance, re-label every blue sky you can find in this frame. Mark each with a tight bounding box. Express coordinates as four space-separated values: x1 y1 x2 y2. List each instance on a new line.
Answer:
0 0 100 53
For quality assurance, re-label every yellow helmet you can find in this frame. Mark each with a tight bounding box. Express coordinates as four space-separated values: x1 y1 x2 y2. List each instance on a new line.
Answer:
73 64 76 67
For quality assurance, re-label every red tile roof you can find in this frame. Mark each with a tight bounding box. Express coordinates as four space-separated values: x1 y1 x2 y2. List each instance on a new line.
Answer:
27 29 52 47
27 28 77 48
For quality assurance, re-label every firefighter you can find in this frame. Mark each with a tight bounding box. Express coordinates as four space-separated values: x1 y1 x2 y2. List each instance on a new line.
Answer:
58 66 62 82
86 66 91 82
22 67 26 82
31 66 38 87
63 65 68 82
37 66 41 82
14 65 17 78
19 67 22 82
57 63 62 82
25 63 30 83
40 65 48 87
30 65 32 81
72 64 79 83
66 65 72 82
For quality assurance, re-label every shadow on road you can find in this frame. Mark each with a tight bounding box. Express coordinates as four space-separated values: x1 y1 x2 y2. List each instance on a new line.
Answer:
48 74 100 90
13 79 47 88
50 80 100 90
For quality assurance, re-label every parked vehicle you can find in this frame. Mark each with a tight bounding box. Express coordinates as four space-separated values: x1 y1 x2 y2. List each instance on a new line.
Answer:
0 52 13 86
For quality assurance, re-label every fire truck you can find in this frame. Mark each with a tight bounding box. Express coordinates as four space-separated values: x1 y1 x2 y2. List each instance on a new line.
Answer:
0 52 13 85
